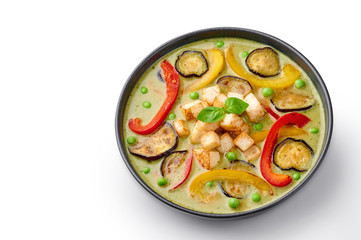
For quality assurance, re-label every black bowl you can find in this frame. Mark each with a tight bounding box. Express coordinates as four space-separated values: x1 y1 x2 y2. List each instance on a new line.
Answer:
115 27 333 219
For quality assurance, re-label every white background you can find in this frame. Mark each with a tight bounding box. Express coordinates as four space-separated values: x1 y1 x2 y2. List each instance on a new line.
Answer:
0 0 359 239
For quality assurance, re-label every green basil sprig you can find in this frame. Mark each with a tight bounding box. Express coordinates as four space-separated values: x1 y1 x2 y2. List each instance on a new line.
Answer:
197 97 249 123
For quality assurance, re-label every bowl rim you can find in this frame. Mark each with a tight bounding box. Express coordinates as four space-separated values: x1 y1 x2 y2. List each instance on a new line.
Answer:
115 27 333 219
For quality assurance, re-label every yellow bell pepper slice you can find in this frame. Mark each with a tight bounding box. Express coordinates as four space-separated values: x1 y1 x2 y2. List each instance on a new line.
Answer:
183 49 224 94
189 169 273 201
251 125 307 143
226 45 301 89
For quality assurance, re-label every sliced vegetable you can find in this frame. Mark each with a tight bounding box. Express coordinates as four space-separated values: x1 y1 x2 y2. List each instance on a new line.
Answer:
157 69 165 83
168 113 176 120
246 47 281 77
226 45 300 89
271 90 315 112
175 50 208 78
273 138 314 172
217 75 252 95
184 49 225 94
260 113 310 187
160 149 193 190
219 160 256 199
128 59 179 135
189 169 273 202
250 125 307 143
128 123 178 160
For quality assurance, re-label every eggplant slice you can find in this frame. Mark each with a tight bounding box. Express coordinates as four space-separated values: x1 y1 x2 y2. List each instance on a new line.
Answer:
219 160 256 199
246 47 281 77
157 69 165 83
271 90 315 112
217 75 253 96
175 50 208 78
160 151 188 184
273 138 314 172
128 123 178 160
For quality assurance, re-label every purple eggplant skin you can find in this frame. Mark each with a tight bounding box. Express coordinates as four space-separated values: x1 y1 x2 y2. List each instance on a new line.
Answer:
175 50 208 78
271 99 314 113
273 137 314 172
128 123 179 161
160 150 188 177
218 182 243 199
219 160 256 199
216 75 253 95
157 69 165 83
245 47 280 78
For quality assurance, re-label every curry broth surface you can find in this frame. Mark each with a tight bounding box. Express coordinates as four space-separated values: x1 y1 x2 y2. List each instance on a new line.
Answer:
122 38 325 214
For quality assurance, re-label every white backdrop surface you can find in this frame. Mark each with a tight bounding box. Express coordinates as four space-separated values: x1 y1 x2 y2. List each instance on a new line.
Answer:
0 1 359 239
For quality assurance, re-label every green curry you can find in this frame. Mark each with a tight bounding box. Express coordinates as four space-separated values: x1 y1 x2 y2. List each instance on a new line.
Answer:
122 37 325 214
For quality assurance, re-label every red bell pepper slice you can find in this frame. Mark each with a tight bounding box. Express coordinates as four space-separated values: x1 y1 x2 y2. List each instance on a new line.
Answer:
128 60 179 135
170 148 193 190
262 103 280 120
260 112 310 187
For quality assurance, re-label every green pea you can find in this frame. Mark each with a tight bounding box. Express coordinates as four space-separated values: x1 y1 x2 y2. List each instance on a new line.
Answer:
292 172 301 180
142 101 151 108
168 113 176 120
189 92 199 100
126 136 136 145
241 51 249 58
310 127 319 134
140 87 148 94
157 177 167 186
226 152 237 161
216 40 224 48
254 123 263 131
294 79 306 89
251 193 261 202
206 181 214 187
228 198 240 209
262 87 274 97
142 167 150 174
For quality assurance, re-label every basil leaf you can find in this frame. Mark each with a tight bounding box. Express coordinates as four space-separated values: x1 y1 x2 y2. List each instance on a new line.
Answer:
197 107 226 123
225 97 249 115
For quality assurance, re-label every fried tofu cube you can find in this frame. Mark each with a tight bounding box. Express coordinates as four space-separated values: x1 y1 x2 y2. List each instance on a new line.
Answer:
213 94 228 108
193 149 220 170
190 121 208 144
217 133 235 153
231 123 250 136
200 131 220 150
197 120 219 131
173 120 190 137
243 145 261 162
201 85 221 105
180 100 206 121
220 114 246 131
227 92 245 100
234 132 255 151
243 93 266 122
